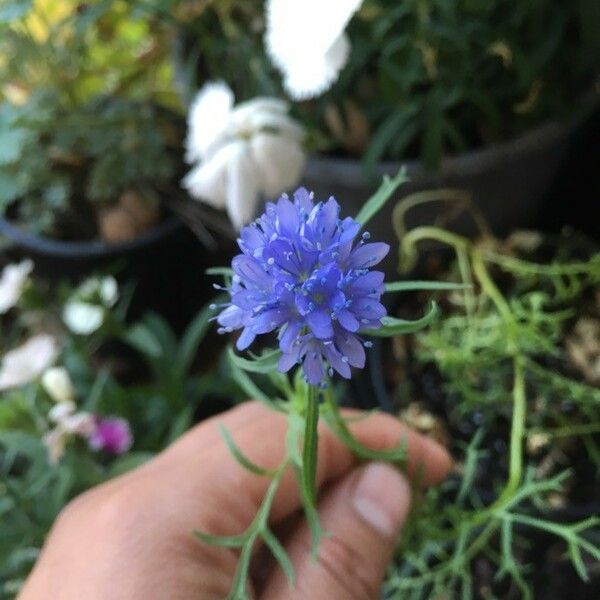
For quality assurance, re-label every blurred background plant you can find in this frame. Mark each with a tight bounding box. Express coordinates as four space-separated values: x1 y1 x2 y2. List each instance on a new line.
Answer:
372 195 600 598
0 260 239 596
0 0 184 241
172 0 599 168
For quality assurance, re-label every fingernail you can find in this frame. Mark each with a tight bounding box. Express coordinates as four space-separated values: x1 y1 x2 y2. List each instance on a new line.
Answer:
352 463 411 537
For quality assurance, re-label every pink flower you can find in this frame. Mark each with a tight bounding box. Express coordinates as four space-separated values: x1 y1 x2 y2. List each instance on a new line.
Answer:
88 417 132 455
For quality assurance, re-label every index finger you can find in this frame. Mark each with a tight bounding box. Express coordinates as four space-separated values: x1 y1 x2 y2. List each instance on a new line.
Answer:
149 401 451 535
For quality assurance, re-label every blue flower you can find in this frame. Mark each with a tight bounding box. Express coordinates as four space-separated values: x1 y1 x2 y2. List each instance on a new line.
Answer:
216 188 388 385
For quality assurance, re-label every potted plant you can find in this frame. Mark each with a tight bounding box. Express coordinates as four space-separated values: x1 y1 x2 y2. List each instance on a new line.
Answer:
171 0 598 240
351 193 600 597
0 0 234 280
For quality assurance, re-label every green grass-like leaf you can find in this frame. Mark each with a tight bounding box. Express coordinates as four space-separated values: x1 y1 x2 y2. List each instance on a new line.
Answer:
355 167 409 227
219 425 277 477
385 280 471 293
362 301 439 337
228 347 282 374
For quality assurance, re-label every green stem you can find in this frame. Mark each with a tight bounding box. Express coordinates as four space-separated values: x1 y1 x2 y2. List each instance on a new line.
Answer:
303 385 320 506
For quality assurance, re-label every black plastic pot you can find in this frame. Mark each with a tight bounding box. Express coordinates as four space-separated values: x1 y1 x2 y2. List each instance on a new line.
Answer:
303 119 578 273
0 215 236 331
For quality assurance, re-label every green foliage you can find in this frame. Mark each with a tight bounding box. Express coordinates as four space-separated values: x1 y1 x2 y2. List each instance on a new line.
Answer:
0 272 235 596
383 193 600 597
0 0 182 238
169 0 597 167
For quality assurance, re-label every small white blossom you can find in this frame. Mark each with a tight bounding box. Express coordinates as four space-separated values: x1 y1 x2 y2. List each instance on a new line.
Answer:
63 301 104 335
265 0 362 100
99 276 118 307
62 276 118 335
182 81 306 229
48 401 77 423
0 260 33 314
43 402 96 464
0 334 58 391
42 367 76 403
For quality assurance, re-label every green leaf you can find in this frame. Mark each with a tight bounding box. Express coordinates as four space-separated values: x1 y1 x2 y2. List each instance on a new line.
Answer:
124 323 162 359
262 528 295 586
206 267 234 278
194 530 248 548
362 301 440 337
324 411 408 463
385 280 471 293
220 425 277 477
230 367 287 413
177 298 224 375
354 167 409 228
228 347 282 374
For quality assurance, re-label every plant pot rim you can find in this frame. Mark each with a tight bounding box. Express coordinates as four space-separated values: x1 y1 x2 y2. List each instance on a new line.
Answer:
305 118 573 180
0 214 183 260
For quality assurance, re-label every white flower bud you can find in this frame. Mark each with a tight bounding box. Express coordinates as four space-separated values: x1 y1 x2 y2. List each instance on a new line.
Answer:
42 367 76 403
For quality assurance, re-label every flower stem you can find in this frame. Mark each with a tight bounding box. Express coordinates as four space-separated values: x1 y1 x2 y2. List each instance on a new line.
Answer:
302 385 320 506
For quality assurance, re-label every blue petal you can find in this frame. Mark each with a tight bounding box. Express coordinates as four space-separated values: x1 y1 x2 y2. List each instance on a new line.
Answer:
250 308 289 334
232 289 267 310
348 271 385 294
279 345 304 372
293 187 314 214
348 243 390 269
269 239 303 276
323 343 351 379
279 320 303 352
276 197 300 238
239 224 264 254
337 309 360 332
338 217 361 244
232 255 272 287
353 298 387 320
303 346 324 384
306 309 334 339
217 305 245 329
236 327 256 351
335 329 365 368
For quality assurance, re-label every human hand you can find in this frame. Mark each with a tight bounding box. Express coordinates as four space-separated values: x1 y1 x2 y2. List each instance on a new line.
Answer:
19 401 451 600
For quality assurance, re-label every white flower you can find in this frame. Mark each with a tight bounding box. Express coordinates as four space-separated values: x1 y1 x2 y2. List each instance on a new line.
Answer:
99 276 118 307
182 82 306 229
48 401 77 423
0 260 33 314
42 367 76 403
0 334 58 391
62 276 119 335
62 301 104 335
43 404 96 464
265 0 363 100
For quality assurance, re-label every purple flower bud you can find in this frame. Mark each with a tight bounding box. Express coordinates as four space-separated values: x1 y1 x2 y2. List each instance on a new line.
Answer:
88 417 132 455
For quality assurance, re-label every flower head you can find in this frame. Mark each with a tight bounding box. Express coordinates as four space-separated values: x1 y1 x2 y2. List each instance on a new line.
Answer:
216 188 388 384
266 0 362 100
0 260 33 314
182 82 306 229
42 366 76 403
62 276 118 335
0 334 58 391
88 417 132 454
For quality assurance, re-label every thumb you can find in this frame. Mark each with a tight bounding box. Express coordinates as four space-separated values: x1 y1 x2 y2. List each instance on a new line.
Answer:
261 462 411 599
